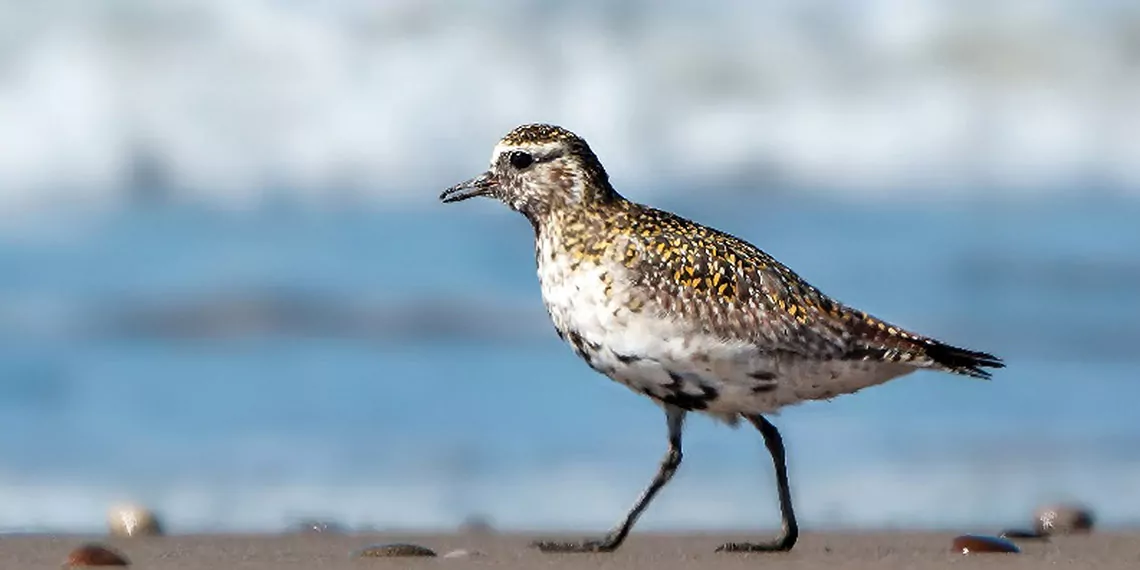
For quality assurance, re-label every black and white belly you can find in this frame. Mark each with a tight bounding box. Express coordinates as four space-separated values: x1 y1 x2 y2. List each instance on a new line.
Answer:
535 250 915 419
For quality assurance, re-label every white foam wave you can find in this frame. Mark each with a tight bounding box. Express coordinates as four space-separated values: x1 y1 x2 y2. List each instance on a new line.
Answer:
2 0 1140 214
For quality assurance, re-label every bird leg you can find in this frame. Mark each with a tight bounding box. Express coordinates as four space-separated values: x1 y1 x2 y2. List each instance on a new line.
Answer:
532 406 686 553
716 414 799 553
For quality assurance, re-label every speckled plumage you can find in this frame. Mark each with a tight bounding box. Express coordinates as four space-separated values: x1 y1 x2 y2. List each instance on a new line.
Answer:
441 123 1004 554
547 195 1006 419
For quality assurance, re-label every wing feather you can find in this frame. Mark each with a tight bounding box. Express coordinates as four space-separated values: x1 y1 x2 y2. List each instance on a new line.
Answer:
623 206 1004 377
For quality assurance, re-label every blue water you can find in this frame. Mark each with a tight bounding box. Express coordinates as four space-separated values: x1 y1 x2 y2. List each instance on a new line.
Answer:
0 194 1138 533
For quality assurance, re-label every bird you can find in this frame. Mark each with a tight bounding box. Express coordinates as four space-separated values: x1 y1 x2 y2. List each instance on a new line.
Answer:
439 123 1004 554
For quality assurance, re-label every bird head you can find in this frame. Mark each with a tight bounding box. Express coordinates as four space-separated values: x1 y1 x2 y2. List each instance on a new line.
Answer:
441 123 617 220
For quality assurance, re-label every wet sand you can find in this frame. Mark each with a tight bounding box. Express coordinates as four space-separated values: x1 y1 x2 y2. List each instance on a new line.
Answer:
6 530 1138 569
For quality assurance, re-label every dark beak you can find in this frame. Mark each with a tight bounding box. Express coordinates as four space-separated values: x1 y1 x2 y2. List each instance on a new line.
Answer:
440 172 497 203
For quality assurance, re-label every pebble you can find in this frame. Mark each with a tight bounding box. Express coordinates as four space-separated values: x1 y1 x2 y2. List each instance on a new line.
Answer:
65 543 131 567
355 543 437 558
291 519 348 534
1035 504 1095 535
1000 529 1048 540
442 549 485 558
458 514 495 535
952 534 1021 554
106 503 164 537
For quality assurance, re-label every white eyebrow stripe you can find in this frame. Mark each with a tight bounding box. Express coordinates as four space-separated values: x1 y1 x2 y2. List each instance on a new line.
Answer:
489 141 564 167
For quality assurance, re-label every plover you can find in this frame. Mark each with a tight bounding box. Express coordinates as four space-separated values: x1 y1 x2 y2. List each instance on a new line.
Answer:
440 123 1004 553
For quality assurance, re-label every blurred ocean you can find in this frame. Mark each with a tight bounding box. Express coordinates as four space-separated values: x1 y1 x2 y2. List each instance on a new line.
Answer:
1 197 1137 533
0 0 1138 536
2 0 1140 210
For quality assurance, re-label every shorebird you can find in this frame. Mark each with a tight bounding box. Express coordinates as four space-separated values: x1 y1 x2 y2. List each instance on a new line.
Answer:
439 123 1004 553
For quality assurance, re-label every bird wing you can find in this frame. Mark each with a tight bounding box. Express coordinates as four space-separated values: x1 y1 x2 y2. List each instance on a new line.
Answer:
624 207 1003 378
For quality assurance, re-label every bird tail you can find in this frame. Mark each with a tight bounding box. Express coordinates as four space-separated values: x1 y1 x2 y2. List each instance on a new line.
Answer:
843 309 1005 379
918 339 1005 379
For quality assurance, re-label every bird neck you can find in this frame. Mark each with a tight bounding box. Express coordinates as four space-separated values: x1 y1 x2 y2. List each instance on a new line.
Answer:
530 191 631 240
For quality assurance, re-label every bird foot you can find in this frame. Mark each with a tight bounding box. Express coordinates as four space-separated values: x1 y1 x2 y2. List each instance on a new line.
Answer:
530 537 617 553
716 540 794 553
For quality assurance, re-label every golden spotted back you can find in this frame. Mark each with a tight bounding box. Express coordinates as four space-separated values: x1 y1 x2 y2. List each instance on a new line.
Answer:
583 202 1001 378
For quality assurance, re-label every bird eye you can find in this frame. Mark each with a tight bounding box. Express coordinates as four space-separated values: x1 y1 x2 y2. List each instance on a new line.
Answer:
508 151 534 170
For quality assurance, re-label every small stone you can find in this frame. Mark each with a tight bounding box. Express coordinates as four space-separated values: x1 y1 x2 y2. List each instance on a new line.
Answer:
106 503 163 537
952 534 1020 554
291 519 347 534
458 514 495 535
1000 528 1048 540
442 549 485 558
355 543 437 558
65 543 130 566
1035 504 1095 536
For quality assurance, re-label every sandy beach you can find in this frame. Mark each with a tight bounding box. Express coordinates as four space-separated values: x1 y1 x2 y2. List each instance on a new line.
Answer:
6 530 1137 569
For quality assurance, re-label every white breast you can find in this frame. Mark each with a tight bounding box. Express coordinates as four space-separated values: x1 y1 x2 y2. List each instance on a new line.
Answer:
535 242 915 420
536 247 769 417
